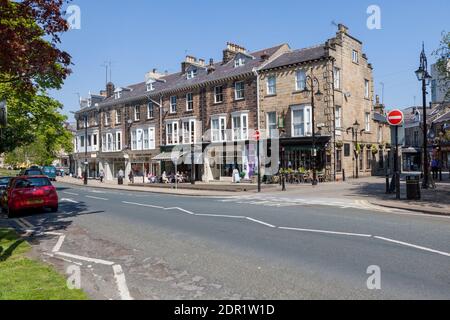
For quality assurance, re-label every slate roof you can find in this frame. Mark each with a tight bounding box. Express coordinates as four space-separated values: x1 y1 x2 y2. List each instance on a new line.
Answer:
261 45 327 71
99 44 287 108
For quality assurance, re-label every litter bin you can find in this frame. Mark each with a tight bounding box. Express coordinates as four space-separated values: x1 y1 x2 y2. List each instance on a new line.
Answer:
406 175 421 200
118 176 123 185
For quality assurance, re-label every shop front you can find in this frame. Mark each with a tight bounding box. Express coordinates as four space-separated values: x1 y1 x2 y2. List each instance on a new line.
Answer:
279 136 331 173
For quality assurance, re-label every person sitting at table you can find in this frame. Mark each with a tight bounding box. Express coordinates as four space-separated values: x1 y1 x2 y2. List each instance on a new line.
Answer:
162 171 169 184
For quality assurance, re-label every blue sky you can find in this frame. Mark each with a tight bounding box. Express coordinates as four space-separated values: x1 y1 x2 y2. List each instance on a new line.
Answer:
50 0 450 120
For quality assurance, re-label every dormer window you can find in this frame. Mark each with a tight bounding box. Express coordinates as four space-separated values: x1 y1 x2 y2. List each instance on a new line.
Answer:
87 99 92 107
146 82 154 92
187 68 197 79
114 91 121 99
234 57 245 68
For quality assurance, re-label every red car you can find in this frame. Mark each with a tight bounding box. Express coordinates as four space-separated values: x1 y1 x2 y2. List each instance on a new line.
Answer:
1 175 58 218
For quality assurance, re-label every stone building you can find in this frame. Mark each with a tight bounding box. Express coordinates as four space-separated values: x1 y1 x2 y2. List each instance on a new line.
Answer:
72 24 390 183
258 24 391 180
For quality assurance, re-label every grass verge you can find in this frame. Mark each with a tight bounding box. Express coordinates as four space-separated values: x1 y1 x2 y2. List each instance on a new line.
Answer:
0 228 87 300
0 169 19 177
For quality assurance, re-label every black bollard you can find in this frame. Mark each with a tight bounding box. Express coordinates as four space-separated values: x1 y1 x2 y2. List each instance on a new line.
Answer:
282 174 286 191
386 174 390 194
342 169 346 182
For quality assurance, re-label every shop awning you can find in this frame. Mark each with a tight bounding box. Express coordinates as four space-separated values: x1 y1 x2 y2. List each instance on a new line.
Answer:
152 151 186 161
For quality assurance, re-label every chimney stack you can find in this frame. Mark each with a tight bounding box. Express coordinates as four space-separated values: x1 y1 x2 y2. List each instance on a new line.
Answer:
106 82 115 98
223 42 247 64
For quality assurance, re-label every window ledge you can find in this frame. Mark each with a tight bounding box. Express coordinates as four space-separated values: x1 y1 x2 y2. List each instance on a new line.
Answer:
214 101 224 106
265 94 277 98
234 98 245 102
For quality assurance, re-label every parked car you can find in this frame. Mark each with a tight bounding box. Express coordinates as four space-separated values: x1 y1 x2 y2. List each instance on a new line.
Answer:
42 166 57 181
18 167 44 176
0 177 12 196
1 176 58 218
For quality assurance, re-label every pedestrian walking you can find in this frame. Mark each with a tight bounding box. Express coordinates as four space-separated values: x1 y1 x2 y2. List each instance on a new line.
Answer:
128 170 134 184
118 169 124 185
431 159 439 180
99 170 104 183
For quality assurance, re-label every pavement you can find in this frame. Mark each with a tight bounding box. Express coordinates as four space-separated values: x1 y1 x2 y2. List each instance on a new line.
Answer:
1 181 449 300
59 175 450 216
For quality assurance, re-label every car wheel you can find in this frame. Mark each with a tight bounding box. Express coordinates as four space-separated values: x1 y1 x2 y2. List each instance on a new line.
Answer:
50 206 58 213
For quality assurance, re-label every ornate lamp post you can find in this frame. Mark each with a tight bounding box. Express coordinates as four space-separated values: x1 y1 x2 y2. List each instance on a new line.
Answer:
347 121 366 179
277 111 286 191
302 68 323 185
415 43 433 189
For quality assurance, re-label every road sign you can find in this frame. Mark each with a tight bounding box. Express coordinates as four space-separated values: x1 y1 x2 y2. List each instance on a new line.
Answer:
387 109 404 126
253 130 261 141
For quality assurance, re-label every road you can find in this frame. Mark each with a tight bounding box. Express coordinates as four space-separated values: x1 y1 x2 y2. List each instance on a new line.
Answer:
2 182 449 300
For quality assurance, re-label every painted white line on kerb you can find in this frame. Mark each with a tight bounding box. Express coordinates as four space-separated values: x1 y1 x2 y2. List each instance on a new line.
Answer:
61 198 79 204
52 234 66 253
122 201 164 209
63 191 79 196
55 252 115 266
15 219 28 229
113 265 133 300
246 217 276 228
19 218 34 228
86 195 108 201
279 226 372 238
374 236 450 257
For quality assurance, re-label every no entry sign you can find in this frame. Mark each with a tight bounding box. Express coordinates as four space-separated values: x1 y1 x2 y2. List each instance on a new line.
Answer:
253 130 261 141
387 109 404 126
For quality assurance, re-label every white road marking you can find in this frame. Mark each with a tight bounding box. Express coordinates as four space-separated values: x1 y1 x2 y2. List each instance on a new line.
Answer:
166 207 195 215
120 200 449 258
195 214 246 219
55 252 115 266
44 252 83 266
61 198 79 204
15 219 28 229
19 218 34 228
374 236 450 257
122 201 163 209
86 195 108 201
52 234 66 253
246 217 276 228
63 191 79 196
112 265 133 300
279 226 373 238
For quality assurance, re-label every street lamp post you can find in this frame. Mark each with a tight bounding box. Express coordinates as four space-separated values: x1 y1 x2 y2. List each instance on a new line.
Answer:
415 43 432 189
302 68 323 186
347 121 365 179
83 113 88 185
191 142 195 185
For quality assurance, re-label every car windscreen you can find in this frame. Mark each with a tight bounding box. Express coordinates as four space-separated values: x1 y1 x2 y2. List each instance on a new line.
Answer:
43 167 56 173
15 177 51 188
26 170 43 175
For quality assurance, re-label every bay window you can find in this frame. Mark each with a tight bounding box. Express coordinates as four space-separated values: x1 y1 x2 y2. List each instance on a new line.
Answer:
166 121 179 145
182 119 196 144
232 113 248 141
211 116 226 142
291 105 312 137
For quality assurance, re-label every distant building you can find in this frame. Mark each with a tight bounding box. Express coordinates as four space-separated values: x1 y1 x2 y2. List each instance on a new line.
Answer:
431 62 450 103
402 102 450 172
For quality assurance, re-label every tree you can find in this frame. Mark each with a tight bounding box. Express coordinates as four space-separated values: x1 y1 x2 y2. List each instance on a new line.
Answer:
0 0 72 94
433 31 450 101
0 81 73 161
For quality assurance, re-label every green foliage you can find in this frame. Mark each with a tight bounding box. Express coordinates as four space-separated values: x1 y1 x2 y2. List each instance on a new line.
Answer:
0 228 87 300
1 82 73 165
433 31 450 100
